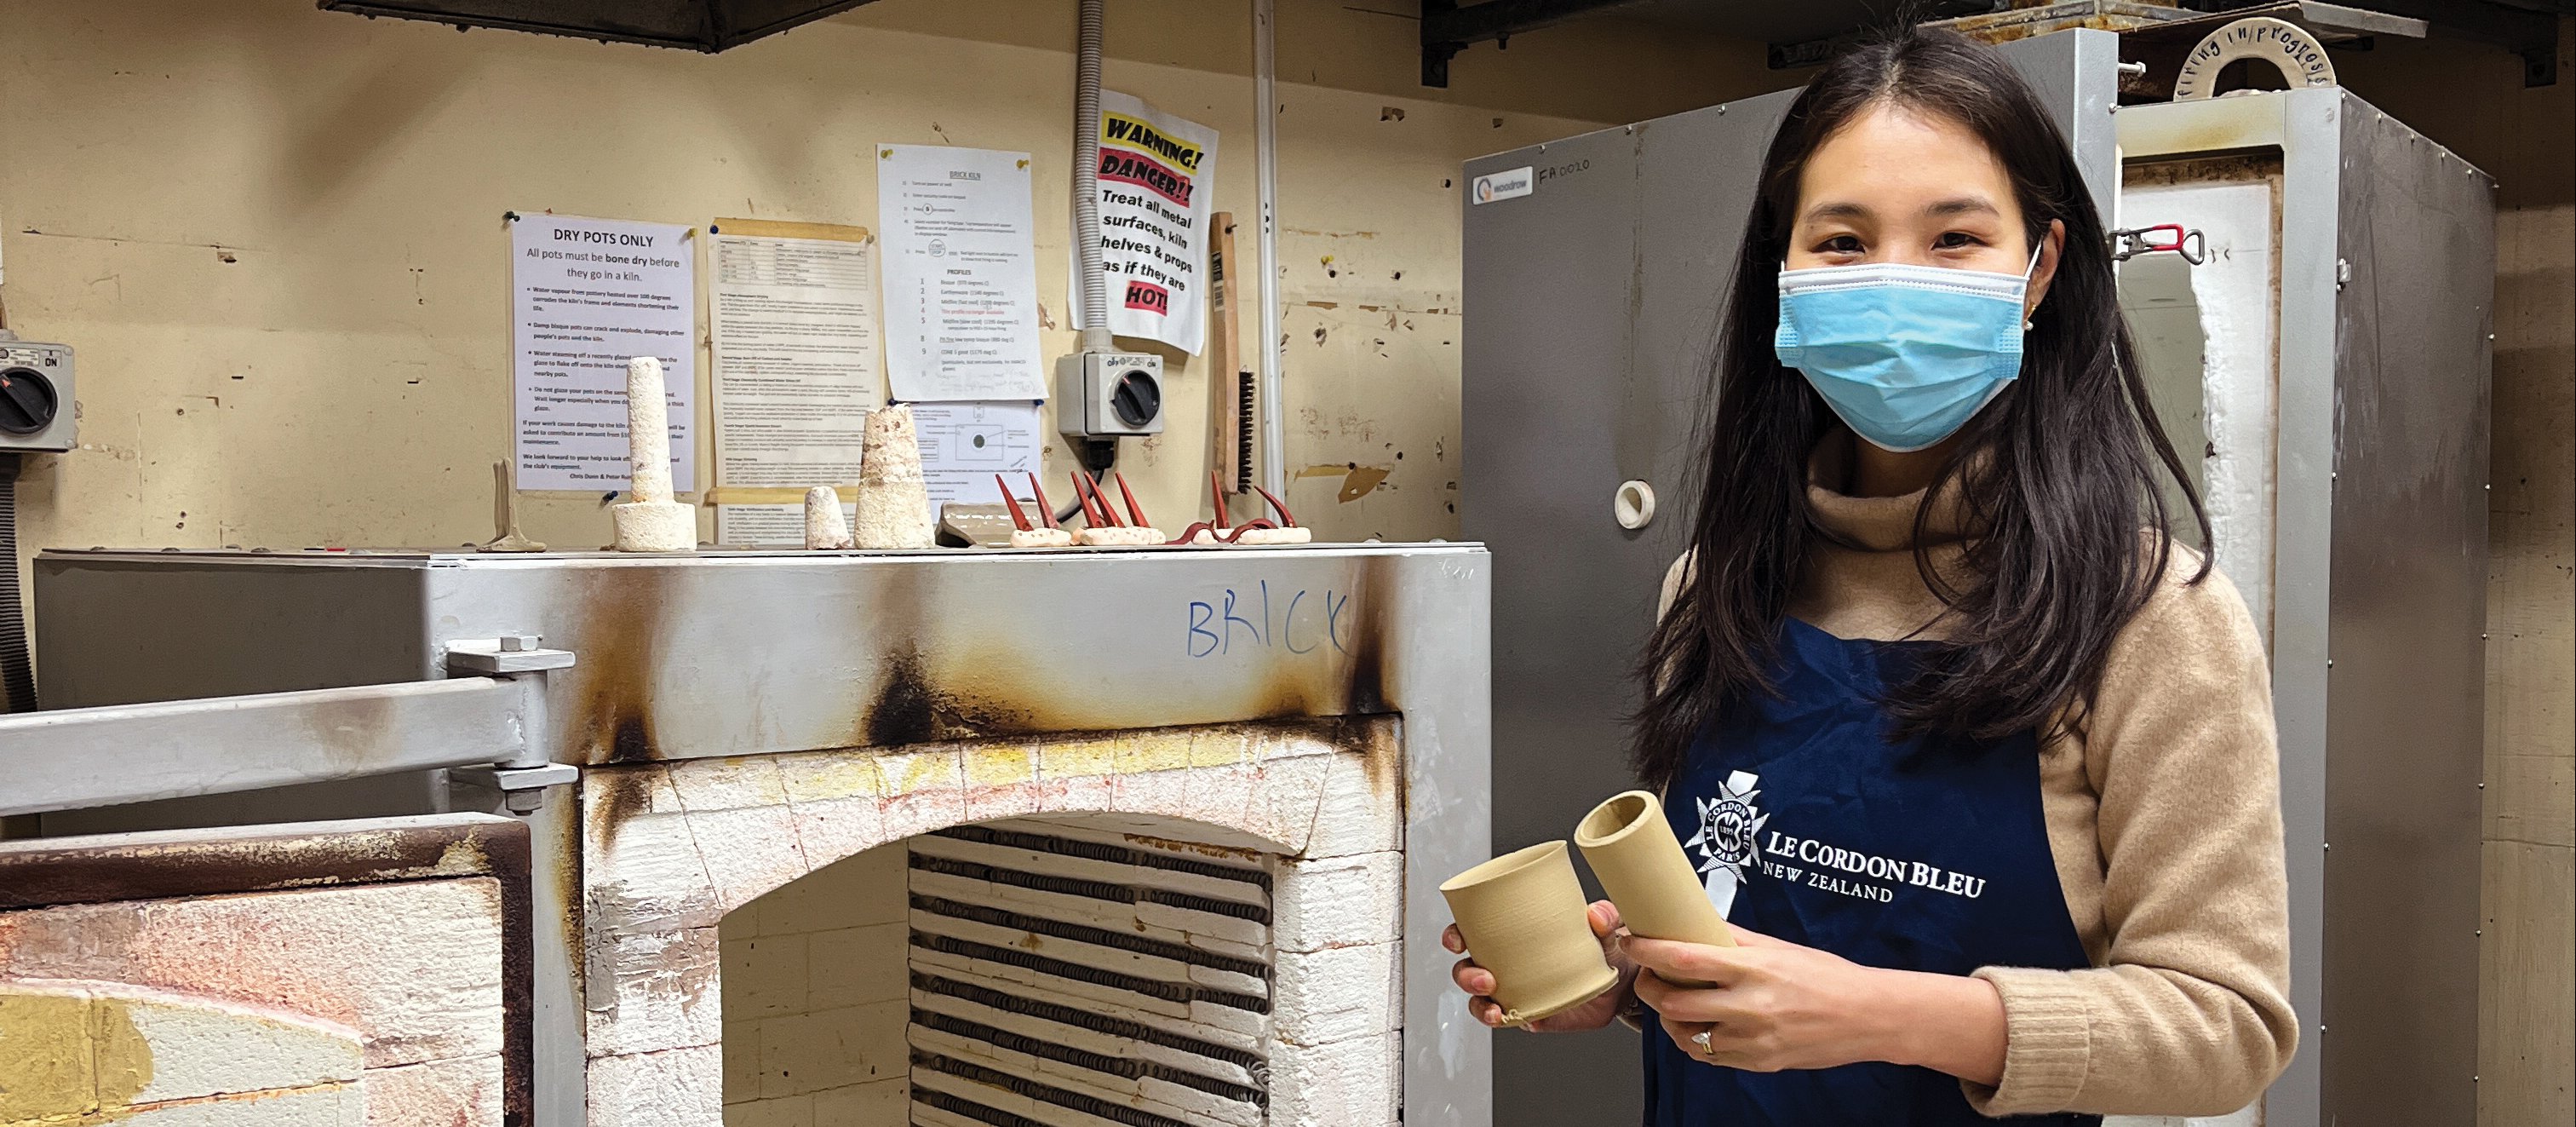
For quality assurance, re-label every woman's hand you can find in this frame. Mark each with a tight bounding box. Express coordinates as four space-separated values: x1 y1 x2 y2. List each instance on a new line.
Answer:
1443 900 1637 1032
1623 924 2006 1084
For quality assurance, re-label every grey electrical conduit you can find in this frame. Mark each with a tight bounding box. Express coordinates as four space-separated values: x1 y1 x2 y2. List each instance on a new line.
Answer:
1050 0 1114 526
1253 0 1285 497
1062 0 1282 522
1075 0 1111 354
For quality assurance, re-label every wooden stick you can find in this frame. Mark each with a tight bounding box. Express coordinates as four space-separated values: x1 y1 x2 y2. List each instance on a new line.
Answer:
1208 213 1243 497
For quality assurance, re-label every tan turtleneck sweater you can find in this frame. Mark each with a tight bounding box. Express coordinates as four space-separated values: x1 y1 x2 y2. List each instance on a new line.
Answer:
1655 440 2298 1118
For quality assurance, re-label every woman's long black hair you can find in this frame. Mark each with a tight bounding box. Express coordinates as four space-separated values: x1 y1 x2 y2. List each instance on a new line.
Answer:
1632 27 2212 790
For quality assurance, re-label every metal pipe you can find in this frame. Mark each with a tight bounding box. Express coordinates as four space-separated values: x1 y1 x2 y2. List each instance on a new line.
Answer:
1254 0 1286 496
1074 0 1112 352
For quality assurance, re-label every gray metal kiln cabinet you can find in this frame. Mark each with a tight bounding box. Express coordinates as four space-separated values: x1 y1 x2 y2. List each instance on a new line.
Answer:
32 543 1497 1127
1461 32 2490 1127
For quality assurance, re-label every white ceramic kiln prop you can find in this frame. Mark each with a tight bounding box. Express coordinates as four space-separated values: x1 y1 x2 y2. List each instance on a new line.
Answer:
611 356 695 553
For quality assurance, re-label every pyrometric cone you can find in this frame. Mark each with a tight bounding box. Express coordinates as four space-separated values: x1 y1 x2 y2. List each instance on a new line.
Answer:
1438 842 1620 1027
1575 791 1737 968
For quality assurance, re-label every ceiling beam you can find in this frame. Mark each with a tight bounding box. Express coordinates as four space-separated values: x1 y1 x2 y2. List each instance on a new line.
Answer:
318 0 882 53
1420 0 1651 87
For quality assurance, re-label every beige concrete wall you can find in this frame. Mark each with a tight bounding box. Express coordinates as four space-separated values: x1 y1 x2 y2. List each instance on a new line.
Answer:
720 843 909 1127
2334 21 2575 1127
2479 200 2573 1123
0 0 1767 574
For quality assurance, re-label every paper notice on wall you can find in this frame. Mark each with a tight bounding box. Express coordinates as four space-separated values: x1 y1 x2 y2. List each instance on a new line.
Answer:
877 145 1047 401
511 213 697 492
709 219 882 489
911 401 1042 505
1069 91 1219 354
715 501 854 547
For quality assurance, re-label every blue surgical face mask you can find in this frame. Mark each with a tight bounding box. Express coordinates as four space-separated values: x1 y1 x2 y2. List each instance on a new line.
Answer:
1773 250 2038 452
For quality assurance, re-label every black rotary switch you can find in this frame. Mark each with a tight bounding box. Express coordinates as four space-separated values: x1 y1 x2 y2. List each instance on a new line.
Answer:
1109 368 1162 428
0 366 58 436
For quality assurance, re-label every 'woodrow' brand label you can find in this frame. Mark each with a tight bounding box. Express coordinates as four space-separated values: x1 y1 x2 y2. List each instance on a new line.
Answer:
1471 166 1533 204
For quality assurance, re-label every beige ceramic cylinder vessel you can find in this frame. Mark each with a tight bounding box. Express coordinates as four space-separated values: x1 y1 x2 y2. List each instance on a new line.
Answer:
1438 841 1621 1026
1575 791 1738 962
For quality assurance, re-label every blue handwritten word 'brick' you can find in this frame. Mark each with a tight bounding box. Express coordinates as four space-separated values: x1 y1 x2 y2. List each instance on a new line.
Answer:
1187 580 1353 658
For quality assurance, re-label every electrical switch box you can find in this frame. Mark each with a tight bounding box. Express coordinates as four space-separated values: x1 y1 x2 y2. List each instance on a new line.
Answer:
0 339 75 452
1054 351 1164 437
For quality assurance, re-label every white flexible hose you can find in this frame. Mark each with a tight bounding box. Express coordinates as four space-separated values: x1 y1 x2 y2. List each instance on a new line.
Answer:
1074 0 1111 353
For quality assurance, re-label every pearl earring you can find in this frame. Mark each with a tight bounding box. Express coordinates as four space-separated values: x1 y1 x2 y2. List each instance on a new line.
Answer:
2023 317 2035 331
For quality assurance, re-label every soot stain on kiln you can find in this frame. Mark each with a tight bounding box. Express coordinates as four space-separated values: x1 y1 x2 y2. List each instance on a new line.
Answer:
572 565 680 764
1342 554 1395 716
853 563 1042 749
865 650 946 747
1234 555 1395 723
863 648 1044 747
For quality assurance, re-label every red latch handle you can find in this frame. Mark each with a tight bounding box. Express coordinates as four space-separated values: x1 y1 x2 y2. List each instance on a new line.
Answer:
2108 224 2207 265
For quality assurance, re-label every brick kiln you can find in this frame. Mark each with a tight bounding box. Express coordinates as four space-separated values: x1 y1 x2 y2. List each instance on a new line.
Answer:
7 546 1492 1127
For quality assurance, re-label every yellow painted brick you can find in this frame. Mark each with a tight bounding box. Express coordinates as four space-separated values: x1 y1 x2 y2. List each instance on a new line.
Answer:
777 756 884 804
875 747 963 796
961 745 1037 789
1189 727 1252 768
1037 737 1122 780
1116 731 1195 775
0 987 99 1122
668 756 790 812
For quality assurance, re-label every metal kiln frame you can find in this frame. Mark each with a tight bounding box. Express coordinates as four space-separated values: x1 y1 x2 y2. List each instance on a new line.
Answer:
9 544 1495 1127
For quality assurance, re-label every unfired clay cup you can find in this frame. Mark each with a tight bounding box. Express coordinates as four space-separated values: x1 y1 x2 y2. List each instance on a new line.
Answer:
1575 790 1736 983
1438 841 1621 1026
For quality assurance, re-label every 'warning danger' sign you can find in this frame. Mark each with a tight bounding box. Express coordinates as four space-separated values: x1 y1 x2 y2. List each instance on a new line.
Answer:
1073 92 1219 354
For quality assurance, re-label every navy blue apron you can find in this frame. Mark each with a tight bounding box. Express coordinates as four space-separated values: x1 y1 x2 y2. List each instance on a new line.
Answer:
1644 617 2098 1127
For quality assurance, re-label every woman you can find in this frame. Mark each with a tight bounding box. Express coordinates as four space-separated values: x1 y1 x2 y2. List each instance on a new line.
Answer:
1443 28 2296 1125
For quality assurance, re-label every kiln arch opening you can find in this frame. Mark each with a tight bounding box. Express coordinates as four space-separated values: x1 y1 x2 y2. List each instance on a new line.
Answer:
577 718 1406 1127
720 814 1296 1127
